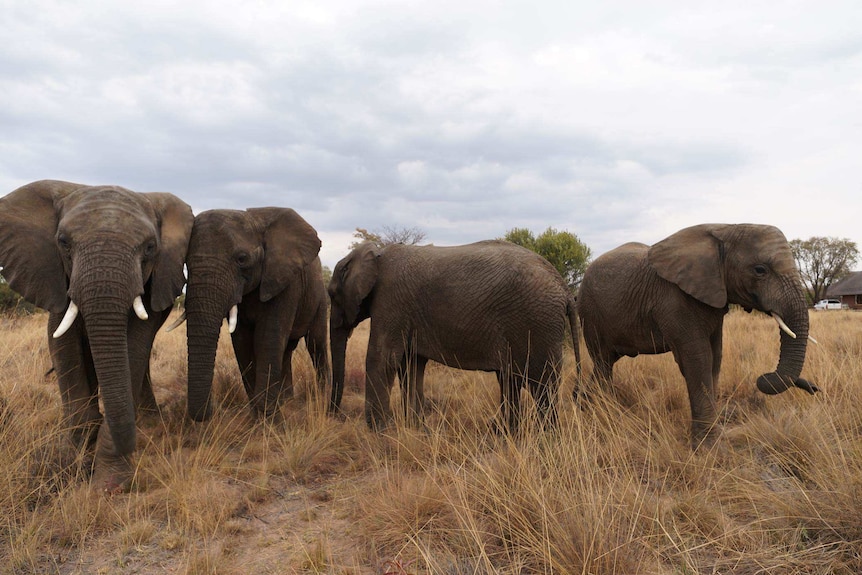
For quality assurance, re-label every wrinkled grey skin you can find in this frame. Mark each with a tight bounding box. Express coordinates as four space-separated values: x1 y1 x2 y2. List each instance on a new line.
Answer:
184 208 329 422
578 223 817 446
0 180 193 491
328 240 580 432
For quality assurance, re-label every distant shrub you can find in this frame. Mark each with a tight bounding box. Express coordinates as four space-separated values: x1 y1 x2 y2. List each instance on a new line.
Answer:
0 281 38 315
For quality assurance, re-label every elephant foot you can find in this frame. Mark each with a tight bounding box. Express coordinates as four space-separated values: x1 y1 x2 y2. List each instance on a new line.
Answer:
690 423 721 451
91 455 134 494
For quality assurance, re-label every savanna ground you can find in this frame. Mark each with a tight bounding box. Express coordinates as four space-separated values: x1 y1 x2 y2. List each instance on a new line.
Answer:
1 308 861 574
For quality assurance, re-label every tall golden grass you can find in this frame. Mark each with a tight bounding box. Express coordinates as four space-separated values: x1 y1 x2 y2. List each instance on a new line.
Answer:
1 309 860 574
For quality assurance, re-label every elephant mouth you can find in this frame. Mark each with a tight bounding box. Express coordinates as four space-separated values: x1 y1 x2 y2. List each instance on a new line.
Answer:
53 295 149 339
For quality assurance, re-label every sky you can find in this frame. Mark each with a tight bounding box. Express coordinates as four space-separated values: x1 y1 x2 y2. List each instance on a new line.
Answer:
2 0 860 270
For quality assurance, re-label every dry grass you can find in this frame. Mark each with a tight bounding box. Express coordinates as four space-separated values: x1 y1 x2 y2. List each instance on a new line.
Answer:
1 309 861 574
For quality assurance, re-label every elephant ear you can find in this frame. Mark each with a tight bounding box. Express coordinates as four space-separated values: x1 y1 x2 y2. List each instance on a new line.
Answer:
342 242 380 326
0 180 81 313
648 224 729 309
145 193 194 312
248 207 321 302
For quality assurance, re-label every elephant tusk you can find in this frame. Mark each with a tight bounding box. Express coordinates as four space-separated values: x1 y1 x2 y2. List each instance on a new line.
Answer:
770 313 796 339
808 335 819 345
227 305 238 334
133 296 149 321
53 301 79 339
164 310 187 332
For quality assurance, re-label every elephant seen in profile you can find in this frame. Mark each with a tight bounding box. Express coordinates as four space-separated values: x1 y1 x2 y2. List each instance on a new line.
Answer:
578 223 817 446
178 208 329 422
328 240 580 432
0 180 193 491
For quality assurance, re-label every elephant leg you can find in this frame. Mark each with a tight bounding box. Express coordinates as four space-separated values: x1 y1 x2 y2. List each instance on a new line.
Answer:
280 340 298 400
127 309 168 417
673 341 718 447
231 326 257 401
710 326 723 392
498 363 522 435
578 338 618 403
365 344 398 430
399 354 427 426
528 356 561 430
250 327 287 420
305 307 331 396
48 313 101 450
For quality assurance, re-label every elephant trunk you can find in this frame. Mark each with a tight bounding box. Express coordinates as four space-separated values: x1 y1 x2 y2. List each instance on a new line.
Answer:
756 284 818 395
72 247 140 455
184 265 234 421
329 320 350 415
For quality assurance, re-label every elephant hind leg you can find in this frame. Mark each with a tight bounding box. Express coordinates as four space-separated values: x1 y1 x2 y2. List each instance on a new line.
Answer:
528 358 561 430
576 342 618 403
398 354 427 427
497 365 522 435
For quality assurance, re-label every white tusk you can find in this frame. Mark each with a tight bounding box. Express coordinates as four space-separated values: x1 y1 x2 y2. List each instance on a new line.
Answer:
164 310 187 332
53 301 79 339
132 296 149 321
228 305 238 334
771 313 796 339
808 335 819 345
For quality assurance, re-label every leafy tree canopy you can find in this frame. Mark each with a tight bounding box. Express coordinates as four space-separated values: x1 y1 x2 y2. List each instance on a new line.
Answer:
502 227 592 292
790 236 859 303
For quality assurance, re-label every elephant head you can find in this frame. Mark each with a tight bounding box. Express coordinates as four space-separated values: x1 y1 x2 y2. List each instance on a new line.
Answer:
327 241 381 414
182 208 321 421
648 223 816 396
0 180 193 456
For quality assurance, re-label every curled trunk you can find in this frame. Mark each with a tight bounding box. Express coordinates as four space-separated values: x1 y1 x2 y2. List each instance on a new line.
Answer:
756 288 817 395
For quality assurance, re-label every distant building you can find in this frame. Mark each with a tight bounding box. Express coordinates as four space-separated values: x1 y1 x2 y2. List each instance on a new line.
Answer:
826 271 862 310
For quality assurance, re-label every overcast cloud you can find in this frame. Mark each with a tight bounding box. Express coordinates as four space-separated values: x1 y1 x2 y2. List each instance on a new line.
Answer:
2 0 860 268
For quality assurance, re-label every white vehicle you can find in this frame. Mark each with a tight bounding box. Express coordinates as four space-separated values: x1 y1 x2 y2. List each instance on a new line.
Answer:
813 298 843 310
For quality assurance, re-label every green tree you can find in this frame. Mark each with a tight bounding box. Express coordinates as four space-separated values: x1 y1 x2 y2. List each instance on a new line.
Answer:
321 265 332 287
503 227 592 291
350 225 427 249
790 236 859 303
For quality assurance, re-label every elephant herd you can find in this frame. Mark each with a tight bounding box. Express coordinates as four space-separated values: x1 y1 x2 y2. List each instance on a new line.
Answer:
0 180 817 492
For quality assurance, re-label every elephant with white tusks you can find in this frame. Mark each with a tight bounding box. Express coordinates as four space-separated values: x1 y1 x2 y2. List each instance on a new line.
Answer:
577 223 818 448
328 240 580 433
0 180 193 492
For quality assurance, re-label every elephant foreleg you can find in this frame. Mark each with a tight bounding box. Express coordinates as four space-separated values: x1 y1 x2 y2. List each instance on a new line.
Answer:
48 312 101 450
305 309 331 400
673 342 719 447
127 308 168 416
231 327 256 401
280 340 299 400
365 347 398 430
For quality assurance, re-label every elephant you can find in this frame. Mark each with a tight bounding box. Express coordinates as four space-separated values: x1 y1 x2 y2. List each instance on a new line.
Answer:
0 180 193 491
577 223 818 446
328 240 580 432
178 208 330 422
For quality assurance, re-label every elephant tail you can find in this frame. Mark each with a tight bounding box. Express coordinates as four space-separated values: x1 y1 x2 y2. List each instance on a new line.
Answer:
567 294 582 382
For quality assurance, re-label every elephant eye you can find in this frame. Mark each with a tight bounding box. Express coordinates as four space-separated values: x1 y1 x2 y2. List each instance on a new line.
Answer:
235 251 251 268
57 233 71 253
143 240 157 259
754 264 768 277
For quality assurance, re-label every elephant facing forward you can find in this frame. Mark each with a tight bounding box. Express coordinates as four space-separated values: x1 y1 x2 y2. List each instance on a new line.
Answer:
578 223 817 446
328 240 580 432
0 180 193 491
180 208 329 422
